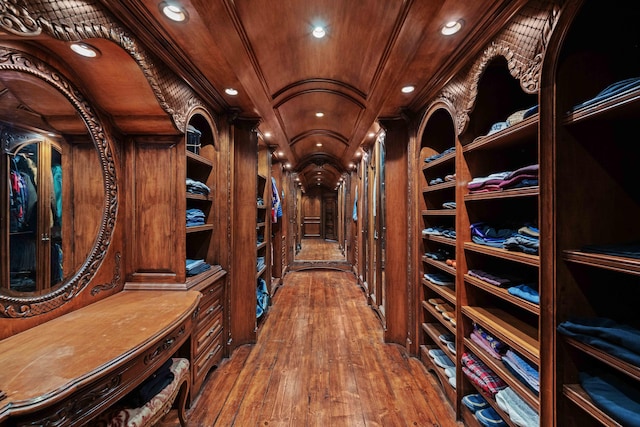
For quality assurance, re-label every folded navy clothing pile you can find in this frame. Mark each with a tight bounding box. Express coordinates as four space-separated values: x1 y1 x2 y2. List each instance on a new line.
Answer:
424 146 455 163
471 222 539 255
186 178 210 195
580 370 640 427
186 258 211 276
571 77 640 112
557 317 640 366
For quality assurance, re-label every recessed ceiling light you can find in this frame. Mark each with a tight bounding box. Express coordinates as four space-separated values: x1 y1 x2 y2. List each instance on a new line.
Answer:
441 20 462 35
70 42 99 58
312 26 326 38
401 85 415 94
161 3 188 22
317 171 322 174
285 163 291 169
225 88 238 96
315 112 324 117
278 150 284 157
349 162 355 168
355 151 362 157
316 142 323 147
264 132 271 138
368 132 375 138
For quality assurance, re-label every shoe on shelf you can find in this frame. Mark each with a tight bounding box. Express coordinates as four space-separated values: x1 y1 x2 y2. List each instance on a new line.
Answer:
475 407 507 427
462 393 490 413
438 333 455 344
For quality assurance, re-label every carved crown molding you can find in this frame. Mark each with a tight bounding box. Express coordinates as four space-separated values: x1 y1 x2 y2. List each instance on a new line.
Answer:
437 0 563 135
0 0 209 132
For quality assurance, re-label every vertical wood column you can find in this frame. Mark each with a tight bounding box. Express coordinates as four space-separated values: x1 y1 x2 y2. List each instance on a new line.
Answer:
229 117 260 349
379 118 410 345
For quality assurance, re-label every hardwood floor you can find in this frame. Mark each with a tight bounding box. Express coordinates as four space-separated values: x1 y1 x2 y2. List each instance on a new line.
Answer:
161 269 460 427
295 238 346 261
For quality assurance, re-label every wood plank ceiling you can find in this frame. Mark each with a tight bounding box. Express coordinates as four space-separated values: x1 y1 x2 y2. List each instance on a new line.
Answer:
3 0 525 190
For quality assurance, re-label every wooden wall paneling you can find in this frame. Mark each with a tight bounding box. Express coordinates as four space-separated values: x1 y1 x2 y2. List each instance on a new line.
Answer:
229 118 259 349
125 136 184 284
379 118 410 345
68 141 103 275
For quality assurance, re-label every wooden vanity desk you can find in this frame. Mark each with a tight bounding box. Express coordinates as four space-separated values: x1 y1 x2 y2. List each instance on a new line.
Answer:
0 290 200 426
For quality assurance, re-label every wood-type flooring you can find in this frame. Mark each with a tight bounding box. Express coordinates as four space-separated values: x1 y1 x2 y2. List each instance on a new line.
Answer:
295 238 346 261
161 268 460 426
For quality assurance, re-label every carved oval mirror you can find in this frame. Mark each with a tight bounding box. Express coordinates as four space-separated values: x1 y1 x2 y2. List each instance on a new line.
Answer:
0 46 117 317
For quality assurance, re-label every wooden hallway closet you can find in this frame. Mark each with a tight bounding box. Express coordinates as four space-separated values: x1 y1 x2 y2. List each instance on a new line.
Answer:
164 267 461 427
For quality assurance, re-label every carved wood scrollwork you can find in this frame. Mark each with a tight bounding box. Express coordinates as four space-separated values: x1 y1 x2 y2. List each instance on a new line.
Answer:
90 252 122 296
0 0 210 132
23 374 121 426
0 46 117 318
143 324 186 365
438 0 564 135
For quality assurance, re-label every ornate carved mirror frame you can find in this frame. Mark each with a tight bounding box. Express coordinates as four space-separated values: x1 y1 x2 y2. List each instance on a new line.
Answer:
0 45 118 318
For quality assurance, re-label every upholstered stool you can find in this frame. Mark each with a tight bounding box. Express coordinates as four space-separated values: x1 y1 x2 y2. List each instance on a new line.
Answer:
97 357 190 427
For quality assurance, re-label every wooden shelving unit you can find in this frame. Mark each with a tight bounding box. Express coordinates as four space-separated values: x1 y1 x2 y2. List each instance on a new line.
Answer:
415 105 458 411
548 3 640 425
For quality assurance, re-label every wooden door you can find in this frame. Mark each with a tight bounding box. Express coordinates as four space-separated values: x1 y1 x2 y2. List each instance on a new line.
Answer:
323 195 337 240
302 194 321 238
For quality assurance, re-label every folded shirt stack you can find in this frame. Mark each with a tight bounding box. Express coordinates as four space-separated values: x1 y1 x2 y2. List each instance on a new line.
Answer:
467 164 538 194
502 350 539 395
471 222 539 254
461 351 507 397
472 323 507 360
495 387 539 427
186 258 211 276
467 268 539 305
186 208 205 227
424 146 455 163
186 178 210 196
424 272 454 286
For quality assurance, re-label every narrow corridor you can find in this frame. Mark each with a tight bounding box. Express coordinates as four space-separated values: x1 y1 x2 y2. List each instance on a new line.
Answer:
172 266 460 426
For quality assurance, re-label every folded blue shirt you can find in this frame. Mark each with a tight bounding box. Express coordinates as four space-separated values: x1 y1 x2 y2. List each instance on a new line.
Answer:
508 284 540 305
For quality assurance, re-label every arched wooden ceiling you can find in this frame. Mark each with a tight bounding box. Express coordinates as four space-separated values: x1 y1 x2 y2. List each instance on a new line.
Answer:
3 0 527 190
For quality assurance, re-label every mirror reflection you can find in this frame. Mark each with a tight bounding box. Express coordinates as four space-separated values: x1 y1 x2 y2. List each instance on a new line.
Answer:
8 136 63 292
1 70 100 297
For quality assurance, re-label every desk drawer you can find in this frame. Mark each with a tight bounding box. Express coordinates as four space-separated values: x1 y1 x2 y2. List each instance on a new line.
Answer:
194 330 224 383
196 283 223 331
194 310 223 355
